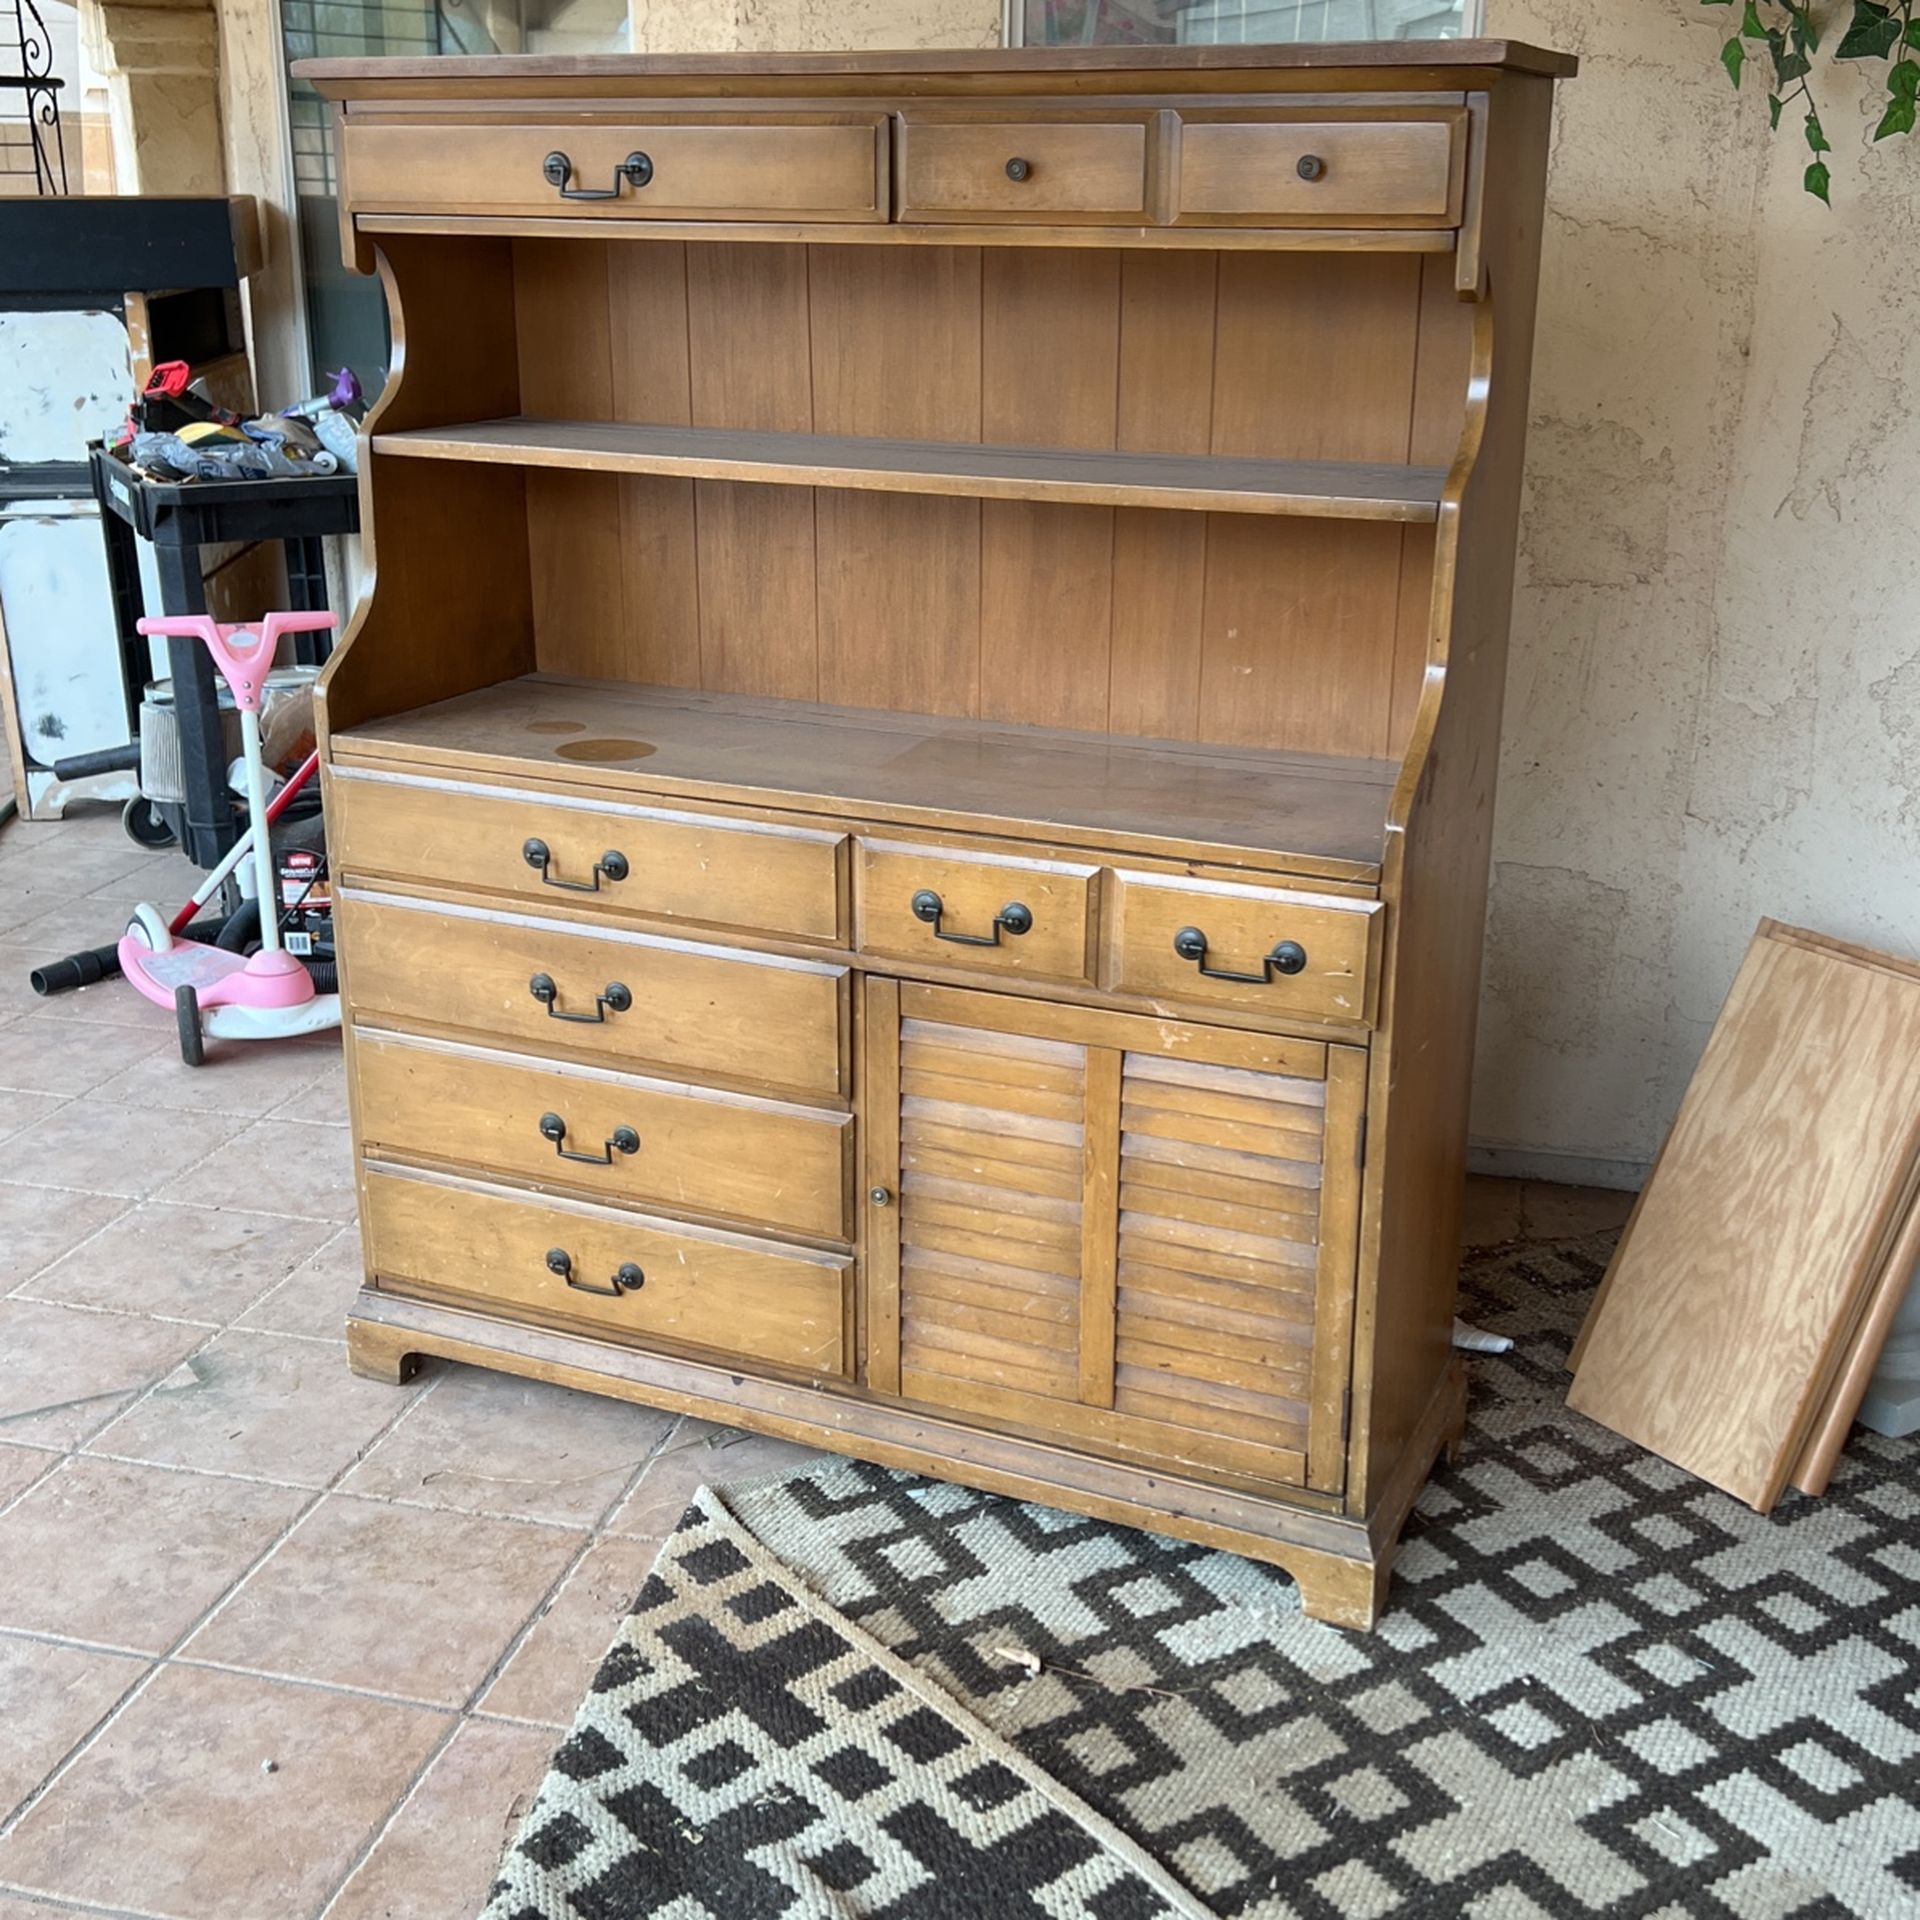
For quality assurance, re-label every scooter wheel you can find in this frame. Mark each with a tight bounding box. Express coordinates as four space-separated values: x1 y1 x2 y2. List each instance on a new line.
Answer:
174 984 204 1068
122 796 177 851
125 903 172 952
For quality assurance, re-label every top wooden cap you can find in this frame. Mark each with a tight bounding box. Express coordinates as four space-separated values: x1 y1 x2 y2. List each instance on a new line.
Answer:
296 39 1577 98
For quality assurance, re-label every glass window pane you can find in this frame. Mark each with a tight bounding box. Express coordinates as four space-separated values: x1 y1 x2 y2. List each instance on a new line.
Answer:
1016 0 1466 43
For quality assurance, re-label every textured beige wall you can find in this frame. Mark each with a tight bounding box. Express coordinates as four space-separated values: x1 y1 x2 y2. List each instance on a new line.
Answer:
628 0 997 51
1480 0 1920 1177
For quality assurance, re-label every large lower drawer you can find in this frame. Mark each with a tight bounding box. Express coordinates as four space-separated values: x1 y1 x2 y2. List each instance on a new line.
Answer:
337 888 849 1098
329 769 845 944
353 1029 853 1242
342 112 889 223
363 1163 850 1377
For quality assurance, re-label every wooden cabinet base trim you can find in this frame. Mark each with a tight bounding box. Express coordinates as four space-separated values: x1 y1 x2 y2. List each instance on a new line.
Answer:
354 211 1460 255
345 1286 1435 1628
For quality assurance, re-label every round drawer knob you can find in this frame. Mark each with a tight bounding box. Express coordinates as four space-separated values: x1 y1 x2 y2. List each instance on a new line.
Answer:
1005 156 1032 182
1296 153 1326 182
870 1187 893 1207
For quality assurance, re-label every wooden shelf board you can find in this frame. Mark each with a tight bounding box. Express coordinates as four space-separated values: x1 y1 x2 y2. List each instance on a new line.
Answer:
333 676 1397 881
373 419 1447 523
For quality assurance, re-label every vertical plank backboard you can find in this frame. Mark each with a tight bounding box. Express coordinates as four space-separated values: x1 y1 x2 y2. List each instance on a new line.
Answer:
811 246 983 716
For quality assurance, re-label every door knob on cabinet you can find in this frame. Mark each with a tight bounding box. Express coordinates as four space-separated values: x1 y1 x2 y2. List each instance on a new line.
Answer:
1004 156 1032 181
541 149 653 199
539 1110 640 1165
1171 926 1308 983
522 837 630 892
528 973 633 1023
870 1186 893 1207
910 889 1033 947
1295 153 1326 181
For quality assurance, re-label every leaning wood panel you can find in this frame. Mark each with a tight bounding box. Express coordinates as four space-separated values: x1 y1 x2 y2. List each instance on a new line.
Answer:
1569 922 1920 1511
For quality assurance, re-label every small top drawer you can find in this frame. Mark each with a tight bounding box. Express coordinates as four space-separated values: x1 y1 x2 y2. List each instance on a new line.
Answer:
858 840 1098 984
342 113 889 224
329 770 845 945
1170 111 1465 227
1107 872 1381 1025
897 115 1152 223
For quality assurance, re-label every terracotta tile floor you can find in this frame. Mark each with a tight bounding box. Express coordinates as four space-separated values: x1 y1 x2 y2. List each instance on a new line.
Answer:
0 796 1636 1919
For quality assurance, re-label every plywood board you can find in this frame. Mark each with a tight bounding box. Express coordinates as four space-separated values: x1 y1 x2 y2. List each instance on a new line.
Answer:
1568 919 1920 1510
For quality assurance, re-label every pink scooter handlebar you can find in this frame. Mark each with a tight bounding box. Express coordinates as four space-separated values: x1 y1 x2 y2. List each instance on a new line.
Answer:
137 612 338 713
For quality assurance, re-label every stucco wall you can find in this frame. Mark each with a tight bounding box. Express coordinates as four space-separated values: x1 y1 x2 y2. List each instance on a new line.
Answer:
1480 0 1920 1178
624 0 1919 1181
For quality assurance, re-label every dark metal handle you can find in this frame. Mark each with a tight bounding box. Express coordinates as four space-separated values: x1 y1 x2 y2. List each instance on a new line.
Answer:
1172 926 1308 984
542 149 653 200
1005 156 1031 182
528 973 633 1023
522 838 629 893
1296 153 1326 182
546 1248 646 1297
539 1111 639 1165
910 889 1033 948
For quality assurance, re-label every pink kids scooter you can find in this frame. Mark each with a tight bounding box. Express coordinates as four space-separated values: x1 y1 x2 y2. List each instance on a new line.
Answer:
119 613 342 1066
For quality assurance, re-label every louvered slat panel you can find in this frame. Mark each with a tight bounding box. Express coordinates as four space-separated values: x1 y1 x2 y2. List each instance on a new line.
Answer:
1113 1050 1324 1440
897 1017 1085 1405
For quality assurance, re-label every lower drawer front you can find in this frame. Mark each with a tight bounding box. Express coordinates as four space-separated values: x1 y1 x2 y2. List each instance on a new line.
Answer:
353 1029 852 1242
338 889 848 1098
363 1165 850 1377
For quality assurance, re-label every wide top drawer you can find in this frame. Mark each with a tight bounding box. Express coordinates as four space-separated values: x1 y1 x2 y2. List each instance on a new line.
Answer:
328 768 845 945
341 112 890 223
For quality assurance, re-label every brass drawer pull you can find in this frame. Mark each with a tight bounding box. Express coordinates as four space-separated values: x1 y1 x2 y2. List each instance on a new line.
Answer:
1172 926 1308 983
522 837 630 893
528 973 633 1023
910 889 1033 948
541 149 653 200
545 1247 647 1297
539 1111 640 1165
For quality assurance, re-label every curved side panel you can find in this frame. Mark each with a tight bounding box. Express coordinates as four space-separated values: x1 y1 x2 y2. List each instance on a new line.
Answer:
317 235 535 744
1348 69 1559 1518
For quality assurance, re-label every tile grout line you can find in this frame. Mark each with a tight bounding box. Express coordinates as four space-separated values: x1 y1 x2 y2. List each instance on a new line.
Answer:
309 1410 690 1920
0 1878 167 1920
0 1356 433 1864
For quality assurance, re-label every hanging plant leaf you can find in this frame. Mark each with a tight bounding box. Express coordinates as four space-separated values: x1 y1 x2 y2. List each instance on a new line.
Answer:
1769 91 1785 126
1723 35 1747 84
1876 58 1920 134
1837 0 1901 60
1770 32 1812 83
1805 108 1831 149
1788 2 1820 54
1907 18 1920 46
1804 158 1832 200
1741 0 1768 37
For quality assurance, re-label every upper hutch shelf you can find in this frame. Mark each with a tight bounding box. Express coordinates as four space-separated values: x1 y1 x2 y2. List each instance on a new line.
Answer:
374 420 1448 523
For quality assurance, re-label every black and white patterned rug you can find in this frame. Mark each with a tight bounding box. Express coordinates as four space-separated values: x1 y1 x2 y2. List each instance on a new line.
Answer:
487 1232 1920 1919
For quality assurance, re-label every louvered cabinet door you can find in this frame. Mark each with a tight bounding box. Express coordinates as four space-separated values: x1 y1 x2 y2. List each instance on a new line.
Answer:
863 981 1367 1494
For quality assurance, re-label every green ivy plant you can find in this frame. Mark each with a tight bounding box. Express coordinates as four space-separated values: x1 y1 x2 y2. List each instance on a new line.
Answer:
1705 0 1919 200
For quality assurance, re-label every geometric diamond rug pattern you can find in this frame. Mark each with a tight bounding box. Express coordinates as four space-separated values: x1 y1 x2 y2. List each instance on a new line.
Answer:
487 1231 1920 1918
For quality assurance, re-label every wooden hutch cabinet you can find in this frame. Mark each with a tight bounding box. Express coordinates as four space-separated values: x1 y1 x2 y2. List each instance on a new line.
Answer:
301 41 1571 1629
